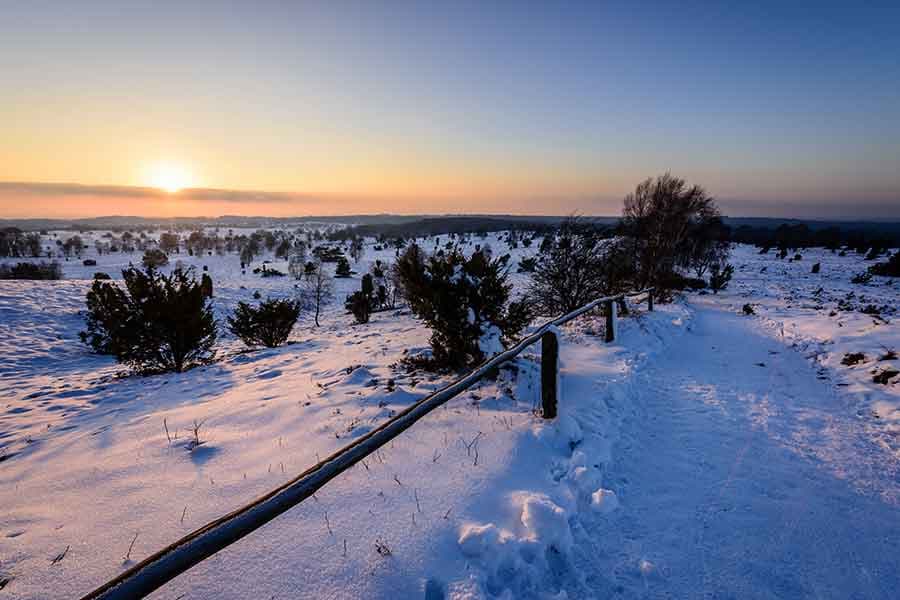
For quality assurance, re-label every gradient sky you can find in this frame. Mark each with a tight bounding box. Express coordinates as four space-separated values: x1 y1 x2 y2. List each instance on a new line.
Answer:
2 1 899 219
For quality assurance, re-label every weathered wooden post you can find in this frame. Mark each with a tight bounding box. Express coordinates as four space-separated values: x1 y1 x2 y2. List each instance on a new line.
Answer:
647 288 653 312
605 299 617 342
540 330 558 419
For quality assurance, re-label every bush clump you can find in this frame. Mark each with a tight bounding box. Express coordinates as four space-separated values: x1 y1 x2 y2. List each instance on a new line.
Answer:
708 263 734 294
529 216 632 315
228 298 301 348
0 261 62 280
395 244 530 370
335 257 352 278
142 249 169 269
80 265 216 373
869 252 900 277
345 274 375 324
851 272 872 284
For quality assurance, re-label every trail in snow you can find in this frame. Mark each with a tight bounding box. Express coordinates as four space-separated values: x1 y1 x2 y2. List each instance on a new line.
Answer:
572 298 900 599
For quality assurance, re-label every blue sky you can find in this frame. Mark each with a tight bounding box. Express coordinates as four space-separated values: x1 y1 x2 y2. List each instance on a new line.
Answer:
1 1 898 218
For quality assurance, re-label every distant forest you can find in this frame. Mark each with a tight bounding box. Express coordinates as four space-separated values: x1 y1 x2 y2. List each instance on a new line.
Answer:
2 214 898 249
331 216 900 250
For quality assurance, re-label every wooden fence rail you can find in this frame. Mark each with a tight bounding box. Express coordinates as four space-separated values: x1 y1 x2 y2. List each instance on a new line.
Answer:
81 288 653 600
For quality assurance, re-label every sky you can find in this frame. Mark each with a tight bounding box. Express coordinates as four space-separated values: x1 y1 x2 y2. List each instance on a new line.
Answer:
1 1 898 220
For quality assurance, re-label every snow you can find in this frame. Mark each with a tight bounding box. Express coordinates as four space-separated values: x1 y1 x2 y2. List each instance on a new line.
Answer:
2 235 900 598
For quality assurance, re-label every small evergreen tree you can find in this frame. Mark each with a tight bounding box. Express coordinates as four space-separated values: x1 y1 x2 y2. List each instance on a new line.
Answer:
345 273 375 324
395 244 530 370
335 256 352 278
228 298 300 348
80 266 216 373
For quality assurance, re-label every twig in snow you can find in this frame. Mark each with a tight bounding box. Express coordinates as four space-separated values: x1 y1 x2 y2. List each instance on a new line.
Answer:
343 539 347 558
180 506 187 523
324 511 333 536
123 532 139 563
163 418 171 444
414 489 422 513
50 545 70 565
185 419 206 451
432 449 441 463
393 474 402 486
443 507 452 519
375 538 392 557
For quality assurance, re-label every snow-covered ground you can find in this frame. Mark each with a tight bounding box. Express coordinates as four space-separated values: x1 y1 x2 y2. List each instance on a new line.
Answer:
1 236 899 598
723 245 900 464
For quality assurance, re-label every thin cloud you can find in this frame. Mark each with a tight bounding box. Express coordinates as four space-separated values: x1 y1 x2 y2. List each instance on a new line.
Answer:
0 181 318 205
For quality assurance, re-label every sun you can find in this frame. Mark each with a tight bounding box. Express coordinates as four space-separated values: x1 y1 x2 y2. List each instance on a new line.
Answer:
144 162 194 193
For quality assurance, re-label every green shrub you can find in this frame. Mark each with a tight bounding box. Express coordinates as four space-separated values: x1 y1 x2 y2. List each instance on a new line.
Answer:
395 245 530 370
344 274 375 324
80 266 216 373
228 298 301 348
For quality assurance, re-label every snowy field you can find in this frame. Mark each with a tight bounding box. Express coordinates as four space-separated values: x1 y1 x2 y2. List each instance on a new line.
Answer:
1 233 899 598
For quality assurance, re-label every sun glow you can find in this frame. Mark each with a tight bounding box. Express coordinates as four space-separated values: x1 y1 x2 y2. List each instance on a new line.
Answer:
144 163 194 193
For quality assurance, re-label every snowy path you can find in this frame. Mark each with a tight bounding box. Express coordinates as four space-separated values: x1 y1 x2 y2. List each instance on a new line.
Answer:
572 299 900 599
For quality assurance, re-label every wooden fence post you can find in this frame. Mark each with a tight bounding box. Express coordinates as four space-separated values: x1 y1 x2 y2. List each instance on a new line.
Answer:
648 289 653 312
605 299 617 342
540 330 558 419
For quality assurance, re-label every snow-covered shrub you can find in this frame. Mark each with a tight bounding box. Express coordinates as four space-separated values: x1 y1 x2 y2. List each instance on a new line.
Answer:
395 244 530 370
80 266 216 373
141 248 168 269
228 298 300 348
0 261 62 280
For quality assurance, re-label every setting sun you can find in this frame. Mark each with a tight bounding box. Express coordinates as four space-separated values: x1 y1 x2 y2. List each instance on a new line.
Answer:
144 162 193 193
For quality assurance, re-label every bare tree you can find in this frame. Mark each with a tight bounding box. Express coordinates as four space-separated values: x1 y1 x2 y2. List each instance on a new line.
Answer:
300 260 334 327
621 173 720 288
